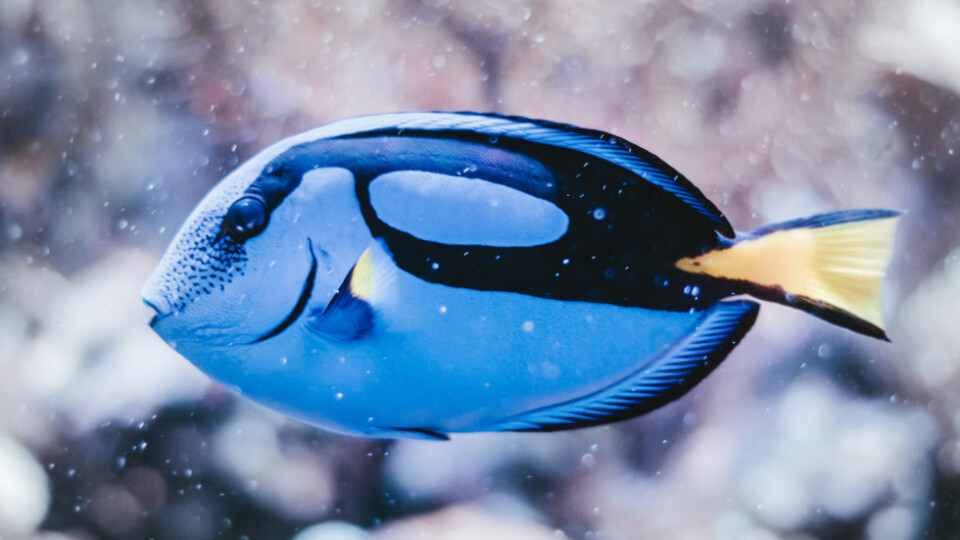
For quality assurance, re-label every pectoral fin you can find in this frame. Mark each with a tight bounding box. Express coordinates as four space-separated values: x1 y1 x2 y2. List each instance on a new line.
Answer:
306 243 397 341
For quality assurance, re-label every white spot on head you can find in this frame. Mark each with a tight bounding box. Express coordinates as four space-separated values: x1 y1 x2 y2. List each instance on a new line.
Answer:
522 321 535 332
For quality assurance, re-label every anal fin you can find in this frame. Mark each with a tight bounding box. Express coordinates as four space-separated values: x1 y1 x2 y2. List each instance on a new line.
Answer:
489 300 760 432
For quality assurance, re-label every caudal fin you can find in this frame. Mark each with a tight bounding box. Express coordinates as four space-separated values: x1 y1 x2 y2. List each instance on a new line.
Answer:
675 209 901 340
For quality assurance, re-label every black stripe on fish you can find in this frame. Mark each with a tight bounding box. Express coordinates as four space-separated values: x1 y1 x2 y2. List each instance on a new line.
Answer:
256 119 727 311
334 113 733 236
338 138 721 312
247 112 731 239
274 112 732 236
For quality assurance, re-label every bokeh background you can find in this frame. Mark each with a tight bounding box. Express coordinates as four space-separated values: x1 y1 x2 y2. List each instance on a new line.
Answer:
1 0 959 538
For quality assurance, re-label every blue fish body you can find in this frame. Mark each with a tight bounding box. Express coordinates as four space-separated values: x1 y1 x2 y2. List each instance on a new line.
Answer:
143 112 898 439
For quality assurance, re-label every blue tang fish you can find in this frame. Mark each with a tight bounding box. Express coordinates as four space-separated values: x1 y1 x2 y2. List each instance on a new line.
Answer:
142 112 900 440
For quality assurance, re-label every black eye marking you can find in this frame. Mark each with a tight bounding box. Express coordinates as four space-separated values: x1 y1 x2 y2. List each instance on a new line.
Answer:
220 150 315 243
224 195 268 241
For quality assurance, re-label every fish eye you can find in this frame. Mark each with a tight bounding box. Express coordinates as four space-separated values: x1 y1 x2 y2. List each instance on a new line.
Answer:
224 195 268 241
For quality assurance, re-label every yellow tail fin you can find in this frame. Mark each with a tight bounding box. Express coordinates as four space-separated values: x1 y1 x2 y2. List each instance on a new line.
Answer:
676 210 901 339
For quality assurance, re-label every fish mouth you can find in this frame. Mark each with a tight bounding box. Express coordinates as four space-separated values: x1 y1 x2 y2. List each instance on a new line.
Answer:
144 299 172 328
250 238 318 344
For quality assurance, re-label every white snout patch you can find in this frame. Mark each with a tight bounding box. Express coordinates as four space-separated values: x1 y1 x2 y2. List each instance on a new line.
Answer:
369 171 569 247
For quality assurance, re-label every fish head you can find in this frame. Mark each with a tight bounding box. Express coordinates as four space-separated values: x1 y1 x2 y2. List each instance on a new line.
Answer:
142 139 372 358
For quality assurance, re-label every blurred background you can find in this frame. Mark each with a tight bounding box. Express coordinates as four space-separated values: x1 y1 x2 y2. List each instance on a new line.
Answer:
0 0 958 538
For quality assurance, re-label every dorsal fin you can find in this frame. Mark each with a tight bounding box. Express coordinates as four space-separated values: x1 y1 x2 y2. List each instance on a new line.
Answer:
302 112 733 237
486 300 759 432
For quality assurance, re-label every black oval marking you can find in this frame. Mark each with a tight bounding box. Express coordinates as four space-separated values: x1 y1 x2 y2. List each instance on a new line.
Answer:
251 239 318 344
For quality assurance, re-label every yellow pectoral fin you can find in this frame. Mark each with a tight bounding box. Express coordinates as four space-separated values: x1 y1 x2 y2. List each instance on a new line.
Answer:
348 242 398 305
350 248 376 301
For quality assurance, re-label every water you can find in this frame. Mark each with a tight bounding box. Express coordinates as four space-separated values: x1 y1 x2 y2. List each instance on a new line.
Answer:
0 0 956 538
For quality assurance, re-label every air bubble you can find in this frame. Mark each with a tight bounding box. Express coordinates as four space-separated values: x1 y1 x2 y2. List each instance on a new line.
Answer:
6 222 22 241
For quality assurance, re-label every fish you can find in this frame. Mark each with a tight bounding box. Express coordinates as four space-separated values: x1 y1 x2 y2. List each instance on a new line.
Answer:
142 112 900 440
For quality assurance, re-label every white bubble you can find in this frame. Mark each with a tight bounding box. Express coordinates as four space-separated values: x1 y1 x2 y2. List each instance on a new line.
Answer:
0 437 50 535
292 521 370 540
6 222 22 241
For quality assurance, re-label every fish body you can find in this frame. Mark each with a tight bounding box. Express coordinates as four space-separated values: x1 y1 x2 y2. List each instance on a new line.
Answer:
143 112 899 439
